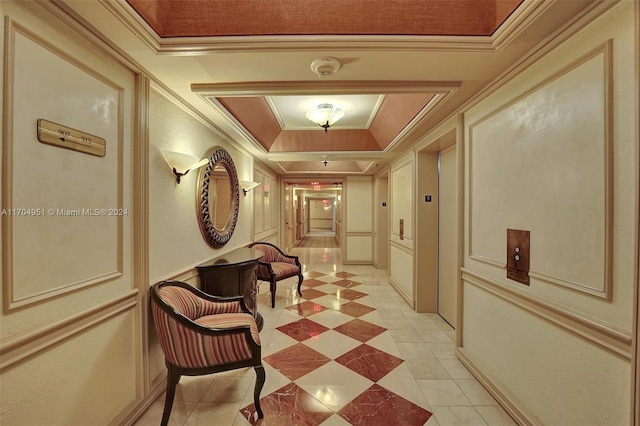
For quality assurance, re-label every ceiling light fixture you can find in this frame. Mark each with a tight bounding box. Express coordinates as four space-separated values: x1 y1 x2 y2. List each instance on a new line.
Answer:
306 103 345 133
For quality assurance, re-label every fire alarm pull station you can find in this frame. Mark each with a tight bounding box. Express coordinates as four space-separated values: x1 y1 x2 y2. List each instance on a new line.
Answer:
507 229 530 286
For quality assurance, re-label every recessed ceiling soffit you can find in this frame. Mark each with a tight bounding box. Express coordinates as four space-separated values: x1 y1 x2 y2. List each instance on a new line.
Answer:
193 82 460 157
126 0 523 38
113 0 547 54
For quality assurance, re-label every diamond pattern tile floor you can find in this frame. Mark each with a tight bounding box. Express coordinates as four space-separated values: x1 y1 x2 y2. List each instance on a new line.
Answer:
276 318 330 341
338 384 433 426
335 344 404 381
333 318 388 342
263 343 331 381
336 301 376 317
135 246 516 426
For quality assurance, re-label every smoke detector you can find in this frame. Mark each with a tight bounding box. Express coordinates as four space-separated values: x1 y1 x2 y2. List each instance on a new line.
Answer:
310 57 341 78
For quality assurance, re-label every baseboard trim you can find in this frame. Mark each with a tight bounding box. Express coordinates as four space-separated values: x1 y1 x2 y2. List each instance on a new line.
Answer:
388 276 414 307
116 375 167 426
457 347 541 426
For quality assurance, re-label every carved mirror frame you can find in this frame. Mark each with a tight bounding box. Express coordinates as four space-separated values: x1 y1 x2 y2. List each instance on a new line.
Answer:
196 146 239 248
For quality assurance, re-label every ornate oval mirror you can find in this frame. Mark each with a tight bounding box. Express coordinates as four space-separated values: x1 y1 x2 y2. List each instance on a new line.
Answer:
196 146 239 248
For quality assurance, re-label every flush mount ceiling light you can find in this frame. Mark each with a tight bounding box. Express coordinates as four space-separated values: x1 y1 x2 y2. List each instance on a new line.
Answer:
306 103 345 132
310 57 341 78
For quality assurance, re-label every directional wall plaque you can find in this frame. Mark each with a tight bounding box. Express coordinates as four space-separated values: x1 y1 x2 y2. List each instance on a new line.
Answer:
37 119 106 157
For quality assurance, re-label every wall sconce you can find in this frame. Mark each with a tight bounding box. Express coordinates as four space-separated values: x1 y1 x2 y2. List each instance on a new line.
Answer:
162 151 208 184
240 180 261 196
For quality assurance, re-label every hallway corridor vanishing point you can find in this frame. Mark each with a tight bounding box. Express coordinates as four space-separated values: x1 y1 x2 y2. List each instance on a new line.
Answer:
136 247 516 426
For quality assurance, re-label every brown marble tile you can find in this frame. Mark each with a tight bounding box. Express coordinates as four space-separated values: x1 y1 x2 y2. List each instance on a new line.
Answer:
285 300 328 317
302 278 328 288
335 272 358 278
263 343 331 381
276 318 330 341
334 288 368 300
304 271 326 279
335 344 404 382
240 382 334 425
300 288 328 300
333 279 362 289
337 302 376 318
338 383 432 425
334 319 387 342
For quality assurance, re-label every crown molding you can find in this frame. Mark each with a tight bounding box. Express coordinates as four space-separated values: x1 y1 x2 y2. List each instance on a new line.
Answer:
191 81 461 97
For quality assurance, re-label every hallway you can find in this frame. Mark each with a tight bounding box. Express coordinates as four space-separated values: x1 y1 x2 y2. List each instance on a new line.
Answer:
136 247 515 426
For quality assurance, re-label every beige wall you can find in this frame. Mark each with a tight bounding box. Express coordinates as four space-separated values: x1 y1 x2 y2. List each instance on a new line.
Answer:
459 2 637 424
388 153 417 304
148 86 253 284
438 145 457 326
308 198 334 230
0 1 139 424
0 2 262 424
344 176 373 263
253 166 278 244
335 191 342 243
374 174 389 270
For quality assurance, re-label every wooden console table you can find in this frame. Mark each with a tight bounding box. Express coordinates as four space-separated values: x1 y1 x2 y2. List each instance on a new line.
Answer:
196 247 264 331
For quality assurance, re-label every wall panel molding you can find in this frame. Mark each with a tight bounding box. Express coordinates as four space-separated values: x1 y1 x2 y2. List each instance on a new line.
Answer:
0 289 138 372
133 72 150 398
467 41 613 300
461 268 631 359
2 19 126 311
344 233 373 264
389 238 414 255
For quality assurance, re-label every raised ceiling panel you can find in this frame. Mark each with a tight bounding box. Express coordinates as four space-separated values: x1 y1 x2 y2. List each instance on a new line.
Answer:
369 93 437 149
126 0 523 37
217 97 281 150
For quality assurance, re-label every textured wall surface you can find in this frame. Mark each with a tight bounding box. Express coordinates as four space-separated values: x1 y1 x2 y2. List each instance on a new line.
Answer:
460 2 636 423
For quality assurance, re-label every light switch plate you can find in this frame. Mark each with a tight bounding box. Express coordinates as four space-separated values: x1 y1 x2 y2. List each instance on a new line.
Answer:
507 229 530 286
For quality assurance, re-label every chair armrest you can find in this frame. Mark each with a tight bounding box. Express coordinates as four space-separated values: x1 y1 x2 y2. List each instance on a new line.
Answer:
275 252 300 266
187 284 252 315
257 260 275 277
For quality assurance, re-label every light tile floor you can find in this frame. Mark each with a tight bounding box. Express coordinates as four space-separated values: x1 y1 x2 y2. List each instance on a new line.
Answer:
135 246 517 426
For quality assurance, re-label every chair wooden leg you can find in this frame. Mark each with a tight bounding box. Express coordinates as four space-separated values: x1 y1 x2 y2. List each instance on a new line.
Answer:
297 273 304 297
253 365 266 418
270 280 276 308
161 364 181 426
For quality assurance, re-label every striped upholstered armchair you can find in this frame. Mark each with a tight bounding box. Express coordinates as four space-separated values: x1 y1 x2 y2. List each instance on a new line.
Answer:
247 241 304 308
150 280 265 425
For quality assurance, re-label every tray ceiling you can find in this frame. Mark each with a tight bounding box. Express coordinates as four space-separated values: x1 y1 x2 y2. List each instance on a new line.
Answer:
66 0 603 176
